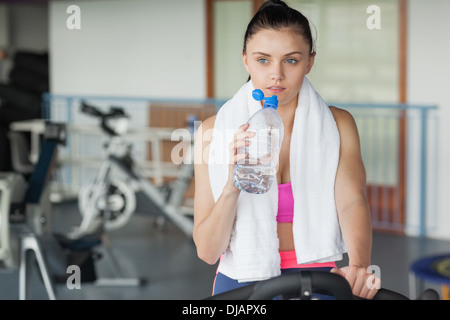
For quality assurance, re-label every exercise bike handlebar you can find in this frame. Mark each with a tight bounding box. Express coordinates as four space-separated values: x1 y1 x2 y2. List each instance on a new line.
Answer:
80 101 104 117
205 270 415 300
81 101 127 118
80 101 129 136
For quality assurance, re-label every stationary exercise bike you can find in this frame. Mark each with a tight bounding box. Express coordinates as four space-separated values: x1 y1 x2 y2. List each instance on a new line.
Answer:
68 101 195 239
2 121 147 299
206 270 440 300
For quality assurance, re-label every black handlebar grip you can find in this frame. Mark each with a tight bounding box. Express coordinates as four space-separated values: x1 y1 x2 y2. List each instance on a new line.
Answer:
247 271 354 300
371 288 409 300
204 271 422 300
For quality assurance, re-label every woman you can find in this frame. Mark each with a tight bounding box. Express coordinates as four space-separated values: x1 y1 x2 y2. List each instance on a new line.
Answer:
193 0 380 299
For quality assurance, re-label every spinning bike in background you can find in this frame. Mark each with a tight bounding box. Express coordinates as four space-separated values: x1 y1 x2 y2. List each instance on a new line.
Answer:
3 121 146 299
68 101 195 239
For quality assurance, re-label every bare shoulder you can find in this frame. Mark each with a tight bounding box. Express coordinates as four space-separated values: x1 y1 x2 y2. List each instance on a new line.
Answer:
329 105 362 155
195 114 216 143
329 106 358 135
201 114 217 132
194 115 217 168
329 106 356 125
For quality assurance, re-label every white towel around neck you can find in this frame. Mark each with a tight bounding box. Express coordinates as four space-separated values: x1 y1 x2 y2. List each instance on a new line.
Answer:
208 78 346 282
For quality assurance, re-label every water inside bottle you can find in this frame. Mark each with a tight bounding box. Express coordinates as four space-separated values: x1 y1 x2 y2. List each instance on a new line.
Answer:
234 126 278 194
234 163 273 194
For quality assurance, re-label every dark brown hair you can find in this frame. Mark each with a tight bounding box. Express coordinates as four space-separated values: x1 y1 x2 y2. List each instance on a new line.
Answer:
243 0 315 55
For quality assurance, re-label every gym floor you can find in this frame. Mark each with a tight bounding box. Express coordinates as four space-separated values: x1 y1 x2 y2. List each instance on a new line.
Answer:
1 194 449 301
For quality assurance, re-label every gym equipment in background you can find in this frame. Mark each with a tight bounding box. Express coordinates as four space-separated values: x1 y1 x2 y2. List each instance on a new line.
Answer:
70 101 194 239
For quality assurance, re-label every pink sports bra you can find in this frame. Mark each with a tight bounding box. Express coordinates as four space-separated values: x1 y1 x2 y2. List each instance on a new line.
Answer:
277 182 294 223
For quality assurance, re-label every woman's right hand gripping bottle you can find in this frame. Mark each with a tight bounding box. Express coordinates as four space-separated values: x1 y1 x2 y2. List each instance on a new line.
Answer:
234 89 284 194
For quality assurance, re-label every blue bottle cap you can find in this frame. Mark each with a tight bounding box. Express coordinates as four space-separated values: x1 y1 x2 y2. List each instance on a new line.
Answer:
252 89 265 101
264 96 278 110
252 89 278 110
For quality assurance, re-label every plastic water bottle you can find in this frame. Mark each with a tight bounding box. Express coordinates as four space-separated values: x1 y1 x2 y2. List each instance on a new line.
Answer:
234 89 284 194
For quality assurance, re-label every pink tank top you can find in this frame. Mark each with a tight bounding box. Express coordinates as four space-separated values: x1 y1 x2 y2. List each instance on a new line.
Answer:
276 182 337 269
277 182 294 223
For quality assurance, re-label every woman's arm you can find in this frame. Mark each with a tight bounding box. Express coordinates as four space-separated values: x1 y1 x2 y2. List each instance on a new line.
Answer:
192 116 253 265
331 107 372 268
329 106 380 298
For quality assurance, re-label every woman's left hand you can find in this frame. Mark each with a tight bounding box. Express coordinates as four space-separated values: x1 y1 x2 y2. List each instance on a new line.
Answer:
331 265 381 299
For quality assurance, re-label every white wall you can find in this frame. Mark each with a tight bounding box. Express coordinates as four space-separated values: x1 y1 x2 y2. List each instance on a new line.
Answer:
49 0 206 98
213 0 252 100
407 0 450 239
